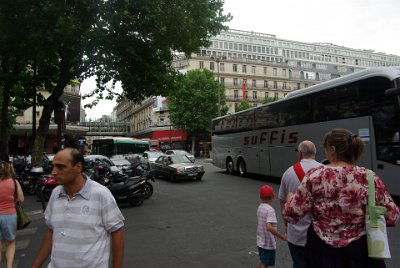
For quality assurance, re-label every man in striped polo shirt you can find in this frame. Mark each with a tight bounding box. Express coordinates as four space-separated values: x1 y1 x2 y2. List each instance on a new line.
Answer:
32 148 125 268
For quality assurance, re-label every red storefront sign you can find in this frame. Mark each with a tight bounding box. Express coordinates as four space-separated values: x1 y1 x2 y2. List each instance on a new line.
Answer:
152 130 187 142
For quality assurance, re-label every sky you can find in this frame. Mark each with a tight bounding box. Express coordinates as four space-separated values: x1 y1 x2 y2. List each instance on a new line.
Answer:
81 0 400 119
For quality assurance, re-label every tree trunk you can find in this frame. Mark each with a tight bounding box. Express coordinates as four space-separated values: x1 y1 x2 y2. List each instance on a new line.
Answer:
31 75 71 167
0 83 11 161
191 135 196 156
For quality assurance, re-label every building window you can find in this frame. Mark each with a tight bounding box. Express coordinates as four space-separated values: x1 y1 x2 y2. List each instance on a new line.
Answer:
200 61 204 69
273 68 277 76
252 79 257 87
234 90 239 99
274 92 278 99
263 67 267 75
283 82 287 89
264 80 268 88
220 63 225 71
233 64 237 72
210 62 214 70
252 66 256 74
273 81 277 89
233 78 238 86
252 91 257 99
242 65 247 73
220 77 225 85
265 92 269 98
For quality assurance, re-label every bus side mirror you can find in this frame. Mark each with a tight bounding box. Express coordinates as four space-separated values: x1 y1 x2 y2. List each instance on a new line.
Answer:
385 87 400 96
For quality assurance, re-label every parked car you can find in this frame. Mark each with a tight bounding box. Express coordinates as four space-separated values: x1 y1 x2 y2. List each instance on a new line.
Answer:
140 150 165 169
152 155 204 181
164 149 195 162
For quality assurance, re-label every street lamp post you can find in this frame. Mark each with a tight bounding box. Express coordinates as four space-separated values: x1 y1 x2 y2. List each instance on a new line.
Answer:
216 57 221 117
211 56 226 117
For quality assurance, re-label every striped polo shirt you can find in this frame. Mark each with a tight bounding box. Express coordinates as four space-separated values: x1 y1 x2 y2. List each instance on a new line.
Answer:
257 203 277 250
45 177 124 268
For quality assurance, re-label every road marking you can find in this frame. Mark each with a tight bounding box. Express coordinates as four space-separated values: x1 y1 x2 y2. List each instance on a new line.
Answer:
248 250 259 256
27 210 44 215
16 239 30 250
17 227 38 235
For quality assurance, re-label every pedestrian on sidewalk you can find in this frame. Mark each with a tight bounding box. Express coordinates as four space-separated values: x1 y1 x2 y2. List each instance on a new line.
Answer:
257 184 287 268
0 159 25 268
283 128 399 268
32 148 125 268
278 140 322 268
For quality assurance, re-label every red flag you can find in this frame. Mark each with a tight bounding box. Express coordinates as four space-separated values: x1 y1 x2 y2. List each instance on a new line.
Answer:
242 82 247 100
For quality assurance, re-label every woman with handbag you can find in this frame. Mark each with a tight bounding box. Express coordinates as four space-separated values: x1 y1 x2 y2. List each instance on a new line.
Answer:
0 160 24 268
283 128 399 268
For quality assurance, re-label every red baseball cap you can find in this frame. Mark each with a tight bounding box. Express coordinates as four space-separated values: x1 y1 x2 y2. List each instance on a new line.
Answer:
260 185 274 199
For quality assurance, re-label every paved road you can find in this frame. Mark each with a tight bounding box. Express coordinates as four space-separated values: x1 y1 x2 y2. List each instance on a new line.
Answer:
11 159 400 267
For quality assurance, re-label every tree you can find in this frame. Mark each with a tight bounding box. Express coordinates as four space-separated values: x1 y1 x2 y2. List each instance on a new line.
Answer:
235 100 251 112
0 0 231 163
168 69 225 154
263 96 278 104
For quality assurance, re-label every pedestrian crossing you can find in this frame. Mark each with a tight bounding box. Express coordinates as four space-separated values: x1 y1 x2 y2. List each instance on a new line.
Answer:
12 210 44 268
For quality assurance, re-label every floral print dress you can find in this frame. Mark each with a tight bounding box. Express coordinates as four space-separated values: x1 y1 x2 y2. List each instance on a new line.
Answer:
283 165 399 248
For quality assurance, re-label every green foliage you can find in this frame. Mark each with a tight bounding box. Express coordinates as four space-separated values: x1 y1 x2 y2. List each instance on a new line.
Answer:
235 100 251 112
0 0 231 160
263 96 278 104
168 69 224 134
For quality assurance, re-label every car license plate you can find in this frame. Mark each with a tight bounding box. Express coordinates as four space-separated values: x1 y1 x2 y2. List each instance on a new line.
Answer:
188 173 197 176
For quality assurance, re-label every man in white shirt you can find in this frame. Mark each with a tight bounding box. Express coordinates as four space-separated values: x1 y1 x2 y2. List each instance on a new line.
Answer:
278 140 322 268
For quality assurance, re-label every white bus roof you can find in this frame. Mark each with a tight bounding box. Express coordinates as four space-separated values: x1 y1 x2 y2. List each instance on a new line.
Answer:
284 66 400 100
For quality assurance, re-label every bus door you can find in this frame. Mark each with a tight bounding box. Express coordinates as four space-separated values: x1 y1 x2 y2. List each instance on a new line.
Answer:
258 142 270 176
370 103 400 196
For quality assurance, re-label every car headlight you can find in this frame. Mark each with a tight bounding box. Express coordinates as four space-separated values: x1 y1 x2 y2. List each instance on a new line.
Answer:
174 167 185 174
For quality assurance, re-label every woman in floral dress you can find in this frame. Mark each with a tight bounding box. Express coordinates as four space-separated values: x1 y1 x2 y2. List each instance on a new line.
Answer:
283 128 399 268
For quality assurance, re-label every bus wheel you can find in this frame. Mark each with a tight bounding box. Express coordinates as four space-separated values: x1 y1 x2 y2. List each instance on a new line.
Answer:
238 159 247 176
226 158 234 174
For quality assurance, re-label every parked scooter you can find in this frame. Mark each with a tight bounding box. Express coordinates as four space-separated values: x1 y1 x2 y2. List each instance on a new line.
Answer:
108 171 154 206
39 176 58 201
88 160 155 206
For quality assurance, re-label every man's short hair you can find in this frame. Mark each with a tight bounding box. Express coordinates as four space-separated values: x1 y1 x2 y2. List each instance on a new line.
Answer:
67 148 85 172
298 141 316 157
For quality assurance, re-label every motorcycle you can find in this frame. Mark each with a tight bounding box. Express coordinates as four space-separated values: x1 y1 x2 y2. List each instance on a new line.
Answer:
38 176 58 201
88 160 155 206
109 171 154 206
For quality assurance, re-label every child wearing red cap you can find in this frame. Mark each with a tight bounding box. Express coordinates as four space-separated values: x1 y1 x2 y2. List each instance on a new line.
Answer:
257 185 287 268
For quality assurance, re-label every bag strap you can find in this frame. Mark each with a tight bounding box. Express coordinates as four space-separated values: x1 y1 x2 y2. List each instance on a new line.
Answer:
366 169 376 206
13 178 18 205
293 162 305 182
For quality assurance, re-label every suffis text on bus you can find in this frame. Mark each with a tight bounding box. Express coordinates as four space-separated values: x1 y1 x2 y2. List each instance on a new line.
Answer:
244 130 299 145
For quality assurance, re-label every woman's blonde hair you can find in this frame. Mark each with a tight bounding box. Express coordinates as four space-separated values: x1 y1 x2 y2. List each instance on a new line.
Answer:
0 160 12 180
323 128 365 164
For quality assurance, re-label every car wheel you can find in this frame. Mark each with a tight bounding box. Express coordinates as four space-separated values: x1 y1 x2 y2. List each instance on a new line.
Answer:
196 176 203 181
170 172 177 182
238 159 247 176
226 158 234 174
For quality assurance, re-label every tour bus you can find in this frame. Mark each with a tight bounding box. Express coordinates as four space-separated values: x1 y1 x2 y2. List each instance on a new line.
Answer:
211 67 400 196
91 137 150 158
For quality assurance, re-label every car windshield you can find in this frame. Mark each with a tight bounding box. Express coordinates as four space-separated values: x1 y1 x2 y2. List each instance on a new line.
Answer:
148 151 163 158
170 155 192 164
112 158 131 166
